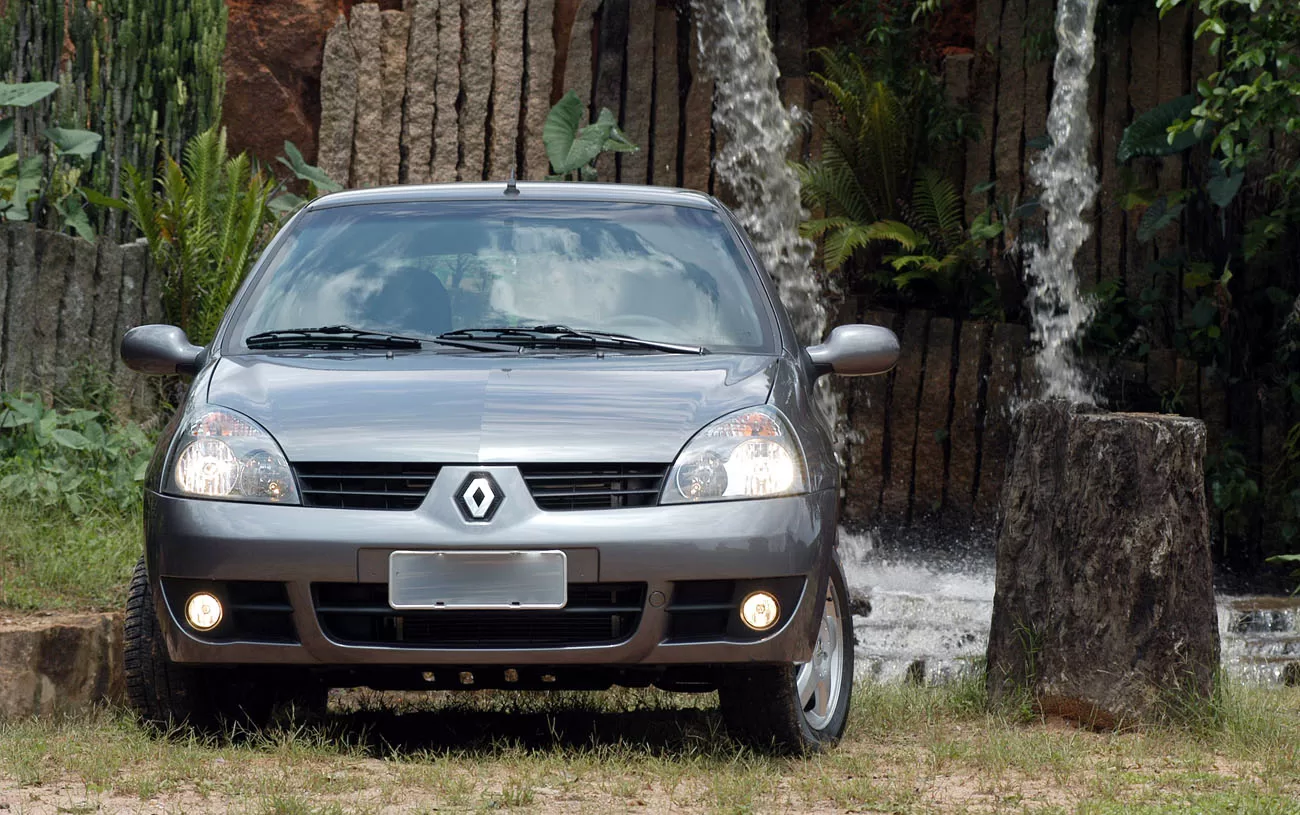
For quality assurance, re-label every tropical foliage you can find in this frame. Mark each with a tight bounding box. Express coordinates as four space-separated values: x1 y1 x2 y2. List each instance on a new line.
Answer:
543 90 637 181
0 81 102 239
795 50 996 314
120 126 276 345
0 392 152 516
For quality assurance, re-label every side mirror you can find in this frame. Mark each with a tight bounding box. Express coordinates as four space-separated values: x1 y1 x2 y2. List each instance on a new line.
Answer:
120 325 207 376
806 324 900 377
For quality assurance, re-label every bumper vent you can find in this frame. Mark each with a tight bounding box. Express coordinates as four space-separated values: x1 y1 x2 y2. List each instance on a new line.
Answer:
519 464 669 511
313 582 646 648
294 462 440 510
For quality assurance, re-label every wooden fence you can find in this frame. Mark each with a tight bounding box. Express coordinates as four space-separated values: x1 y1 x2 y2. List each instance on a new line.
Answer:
0 224 161 412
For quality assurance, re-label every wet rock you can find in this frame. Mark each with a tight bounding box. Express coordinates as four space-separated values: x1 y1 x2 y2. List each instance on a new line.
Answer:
848 587 872 618
986 401 1219 728
0 613 124 718
318 15 359 187
402 0 437 184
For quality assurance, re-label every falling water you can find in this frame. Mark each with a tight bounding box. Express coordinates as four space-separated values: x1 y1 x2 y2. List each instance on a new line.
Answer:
1025 0 1102 404
688 0 844 458
688 0 822 347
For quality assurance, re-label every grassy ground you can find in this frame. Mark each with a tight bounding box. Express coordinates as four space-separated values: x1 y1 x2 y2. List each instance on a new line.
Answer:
0 504 140 611
1 680 1298 814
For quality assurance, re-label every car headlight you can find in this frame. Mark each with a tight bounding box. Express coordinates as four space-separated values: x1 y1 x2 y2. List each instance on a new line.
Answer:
165 408 299 504
662 406 807 504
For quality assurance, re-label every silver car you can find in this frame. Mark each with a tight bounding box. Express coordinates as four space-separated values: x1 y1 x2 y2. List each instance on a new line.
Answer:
120 183 898 752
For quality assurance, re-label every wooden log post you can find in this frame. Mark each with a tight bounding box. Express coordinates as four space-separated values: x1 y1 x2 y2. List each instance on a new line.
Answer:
986 401 1219 728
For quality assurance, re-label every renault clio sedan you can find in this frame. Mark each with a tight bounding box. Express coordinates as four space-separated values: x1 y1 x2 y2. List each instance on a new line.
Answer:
120 182 899 752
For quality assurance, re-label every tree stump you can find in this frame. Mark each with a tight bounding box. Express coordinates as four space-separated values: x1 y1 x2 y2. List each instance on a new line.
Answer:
986 401 1219 728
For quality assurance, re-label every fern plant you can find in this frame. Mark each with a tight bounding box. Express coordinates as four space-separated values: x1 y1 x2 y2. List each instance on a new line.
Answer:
120 127 276 345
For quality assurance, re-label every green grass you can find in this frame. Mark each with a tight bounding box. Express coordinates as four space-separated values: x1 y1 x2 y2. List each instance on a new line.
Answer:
0 681 1297 813
0 503 140 610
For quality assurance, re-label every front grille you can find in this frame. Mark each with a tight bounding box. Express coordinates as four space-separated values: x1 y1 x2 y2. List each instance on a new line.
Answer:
519 463 669 511
314 582 646 648
294 462 440 510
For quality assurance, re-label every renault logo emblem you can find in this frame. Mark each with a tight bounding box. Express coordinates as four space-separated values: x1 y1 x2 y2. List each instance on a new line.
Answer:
456 472 502 522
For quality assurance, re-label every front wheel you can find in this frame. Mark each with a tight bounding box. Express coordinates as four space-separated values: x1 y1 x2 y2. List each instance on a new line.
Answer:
719 560 854 753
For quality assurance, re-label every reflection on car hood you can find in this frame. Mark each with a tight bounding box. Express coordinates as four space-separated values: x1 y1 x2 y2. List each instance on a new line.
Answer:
205 352 780 463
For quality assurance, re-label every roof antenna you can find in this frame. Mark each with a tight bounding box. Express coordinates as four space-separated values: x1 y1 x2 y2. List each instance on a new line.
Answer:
504 165 520 196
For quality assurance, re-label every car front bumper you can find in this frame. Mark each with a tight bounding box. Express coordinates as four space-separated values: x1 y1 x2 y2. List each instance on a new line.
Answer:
145 466 838 668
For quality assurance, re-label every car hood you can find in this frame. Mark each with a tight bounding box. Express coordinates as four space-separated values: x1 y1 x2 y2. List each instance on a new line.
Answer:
205 352 780 463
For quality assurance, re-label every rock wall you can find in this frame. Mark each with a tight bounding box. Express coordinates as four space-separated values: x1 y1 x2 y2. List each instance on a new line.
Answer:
300 0 812 186
0 224 160 413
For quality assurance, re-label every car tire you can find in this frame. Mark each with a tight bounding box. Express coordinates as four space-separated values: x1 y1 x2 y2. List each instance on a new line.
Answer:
719 559 854 754
125 557 325 731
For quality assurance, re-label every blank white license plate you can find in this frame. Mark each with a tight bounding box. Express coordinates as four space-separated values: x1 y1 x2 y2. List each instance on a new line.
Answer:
388 550 568 610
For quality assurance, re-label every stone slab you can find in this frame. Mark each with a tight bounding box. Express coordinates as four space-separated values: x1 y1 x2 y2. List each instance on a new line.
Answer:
619 0 655 184
458 0 494 181
593 0 629 182
317 15 359 188
33 230 75 390
964 0 1002 224
948 320 990 514
0 613 124 719
432 0 461 183
912 317 955 518
403 0 438 184
379 10 411 187
54 237 98 387
522 0 556 179
843 309 898 523
562 0 600 117
349 3 384 188
488 0 526 179
2 224 37 389
681 20 714 191
88 239 125 374
975 322 1027 517
994 0 1027 202
880 310 930 522
651 7 679 187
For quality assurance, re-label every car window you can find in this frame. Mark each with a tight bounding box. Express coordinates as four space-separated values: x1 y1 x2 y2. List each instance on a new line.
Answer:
228 201 775 352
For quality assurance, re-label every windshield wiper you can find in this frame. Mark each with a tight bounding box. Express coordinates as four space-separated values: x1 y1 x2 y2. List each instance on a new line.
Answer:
437 325 706 355
245 325 509 353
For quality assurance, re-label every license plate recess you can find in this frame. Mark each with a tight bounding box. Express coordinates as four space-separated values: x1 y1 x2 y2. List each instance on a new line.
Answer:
388 550 568 610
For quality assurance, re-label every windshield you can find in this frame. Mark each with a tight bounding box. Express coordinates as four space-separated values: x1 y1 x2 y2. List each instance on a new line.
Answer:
227 200 775 353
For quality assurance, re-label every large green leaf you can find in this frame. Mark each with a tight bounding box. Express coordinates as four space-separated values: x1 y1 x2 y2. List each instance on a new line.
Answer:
277 140 342 192
1206 160 1244 209
45 127 102 157
543 92 637 176
1118 95 1203 163
0 118 12 152
0 81 59 107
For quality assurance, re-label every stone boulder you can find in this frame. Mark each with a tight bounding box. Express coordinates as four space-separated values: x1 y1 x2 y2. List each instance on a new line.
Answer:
986 401 1219 728
0 613 124 718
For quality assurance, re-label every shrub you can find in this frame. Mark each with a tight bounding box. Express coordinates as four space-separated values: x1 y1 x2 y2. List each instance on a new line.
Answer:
0 392 152 516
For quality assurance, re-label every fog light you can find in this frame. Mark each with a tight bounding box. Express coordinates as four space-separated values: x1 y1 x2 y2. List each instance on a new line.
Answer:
184 592 223 631
740 591 780 631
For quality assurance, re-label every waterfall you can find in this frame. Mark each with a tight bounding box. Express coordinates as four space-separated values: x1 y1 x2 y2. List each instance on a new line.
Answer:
1025 0 1103 404
688 0 841 439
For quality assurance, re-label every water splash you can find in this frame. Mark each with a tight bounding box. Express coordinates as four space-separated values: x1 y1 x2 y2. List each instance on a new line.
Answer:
840 528 1299 685
1025 0 1102 404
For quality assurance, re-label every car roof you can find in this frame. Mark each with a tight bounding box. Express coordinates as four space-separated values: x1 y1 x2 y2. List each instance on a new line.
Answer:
306 182 721 212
